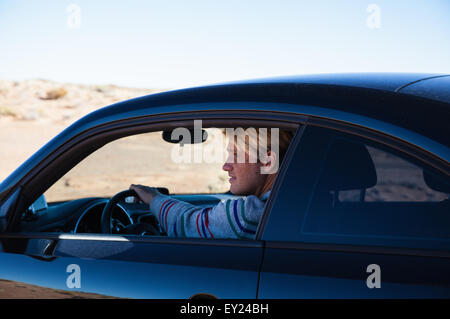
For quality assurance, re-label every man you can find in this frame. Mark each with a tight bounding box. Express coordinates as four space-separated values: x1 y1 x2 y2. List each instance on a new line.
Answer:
130 128 293 239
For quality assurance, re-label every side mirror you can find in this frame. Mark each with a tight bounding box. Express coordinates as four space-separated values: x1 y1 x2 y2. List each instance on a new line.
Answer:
29 194 48 214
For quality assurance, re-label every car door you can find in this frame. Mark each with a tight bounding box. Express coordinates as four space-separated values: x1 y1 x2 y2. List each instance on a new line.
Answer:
258 124 450 298
0 233 262 298
0 118 273 299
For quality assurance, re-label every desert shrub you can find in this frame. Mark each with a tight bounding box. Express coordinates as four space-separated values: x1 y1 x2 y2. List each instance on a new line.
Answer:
0 106 17 117
41 88 67 100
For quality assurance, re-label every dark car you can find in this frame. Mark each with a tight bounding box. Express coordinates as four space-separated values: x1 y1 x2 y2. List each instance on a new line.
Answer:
0 73 449 299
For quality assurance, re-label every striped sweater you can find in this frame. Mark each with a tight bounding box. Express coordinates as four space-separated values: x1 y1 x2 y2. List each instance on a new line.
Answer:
149 191 271 239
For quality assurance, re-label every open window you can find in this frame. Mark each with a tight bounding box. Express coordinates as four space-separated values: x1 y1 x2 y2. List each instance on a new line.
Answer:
16 119 299 239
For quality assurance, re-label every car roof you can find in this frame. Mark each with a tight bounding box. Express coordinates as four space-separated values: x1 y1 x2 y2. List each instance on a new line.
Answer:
217 72 449 96
210 73 450 104
396 75 450 104
81 72 448 144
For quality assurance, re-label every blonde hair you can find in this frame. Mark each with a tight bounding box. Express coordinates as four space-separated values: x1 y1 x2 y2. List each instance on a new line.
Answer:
226 127 293 165
227 129 294 197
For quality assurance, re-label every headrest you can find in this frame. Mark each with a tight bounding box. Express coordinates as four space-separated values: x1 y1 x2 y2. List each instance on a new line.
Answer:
423 170 450 193
319 138 377 191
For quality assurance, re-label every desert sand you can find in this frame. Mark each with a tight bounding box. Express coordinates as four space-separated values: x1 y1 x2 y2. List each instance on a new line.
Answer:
0 79 160 180
0 79 229 202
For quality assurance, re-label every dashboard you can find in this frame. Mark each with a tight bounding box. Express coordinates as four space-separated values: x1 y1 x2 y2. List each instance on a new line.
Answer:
19 193 240 235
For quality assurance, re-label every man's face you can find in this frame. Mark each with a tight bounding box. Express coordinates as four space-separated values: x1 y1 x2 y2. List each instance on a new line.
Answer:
222 141 266 195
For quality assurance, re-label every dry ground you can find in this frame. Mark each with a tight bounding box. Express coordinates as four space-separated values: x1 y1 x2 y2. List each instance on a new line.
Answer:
0 79 229 201
0 79 161 183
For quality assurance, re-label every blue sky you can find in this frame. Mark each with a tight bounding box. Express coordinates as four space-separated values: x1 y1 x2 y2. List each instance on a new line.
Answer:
1 0 449 89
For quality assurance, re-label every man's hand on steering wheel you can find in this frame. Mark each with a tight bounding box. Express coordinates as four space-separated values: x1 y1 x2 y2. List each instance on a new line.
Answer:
100 189 161 236
129 184 161 205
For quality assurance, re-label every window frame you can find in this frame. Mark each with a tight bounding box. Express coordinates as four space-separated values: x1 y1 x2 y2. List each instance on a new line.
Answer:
5 109 303 239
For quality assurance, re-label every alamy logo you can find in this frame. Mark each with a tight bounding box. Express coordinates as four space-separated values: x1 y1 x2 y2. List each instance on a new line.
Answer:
366 4 382 29
170 120 280 174
66 264 81 289
66 4 81 29
366 264 381 288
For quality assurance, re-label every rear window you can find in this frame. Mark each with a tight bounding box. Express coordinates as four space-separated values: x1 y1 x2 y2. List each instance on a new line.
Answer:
301 136 450 249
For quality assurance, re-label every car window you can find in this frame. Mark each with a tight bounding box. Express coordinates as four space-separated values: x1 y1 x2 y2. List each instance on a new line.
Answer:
18 124 297 240
301 133 450 250
337 145 448 203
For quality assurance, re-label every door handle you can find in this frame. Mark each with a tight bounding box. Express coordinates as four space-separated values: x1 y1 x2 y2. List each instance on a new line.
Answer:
25 238 57 261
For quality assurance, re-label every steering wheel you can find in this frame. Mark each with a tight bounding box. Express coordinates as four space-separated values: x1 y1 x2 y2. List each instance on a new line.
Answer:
100 189 160 235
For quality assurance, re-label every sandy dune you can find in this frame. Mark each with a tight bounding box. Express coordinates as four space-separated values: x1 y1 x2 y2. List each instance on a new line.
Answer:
0 79 163 181
0 79 229 200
